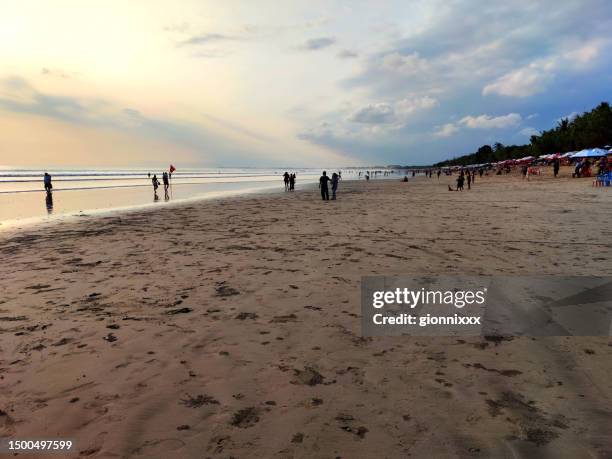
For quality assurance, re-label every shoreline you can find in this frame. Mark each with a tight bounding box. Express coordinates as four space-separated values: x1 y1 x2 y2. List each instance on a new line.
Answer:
0 180 313 235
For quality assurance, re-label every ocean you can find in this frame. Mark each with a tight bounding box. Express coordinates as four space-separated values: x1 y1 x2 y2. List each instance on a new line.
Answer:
0 167 395 228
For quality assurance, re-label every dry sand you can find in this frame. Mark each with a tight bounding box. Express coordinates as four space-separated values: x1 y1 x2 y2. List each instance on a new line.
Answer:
1 169 611 458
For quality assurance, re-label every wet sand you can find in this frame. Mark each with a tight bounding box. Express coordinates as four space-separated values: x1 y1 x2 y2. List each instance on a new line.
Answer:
1 169 611 458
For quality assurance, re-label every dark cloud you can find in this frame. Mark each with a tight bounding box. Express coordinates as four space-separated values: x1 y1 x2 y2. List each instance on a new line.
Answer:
178 33 236 46
348 103 394 124
298 37 336 50
338 49 358 59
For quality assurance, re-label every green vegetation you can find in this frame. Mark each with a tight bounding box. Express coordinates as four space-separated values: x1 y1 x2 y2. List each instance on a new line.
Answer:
433 102 612 167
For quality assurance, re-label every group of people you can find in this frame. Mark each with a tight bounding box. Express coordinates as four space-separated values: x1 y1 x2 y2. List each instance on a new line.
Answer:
151 171 171 200
282 170 341 201
283 172 297 191
449 169 478 191
319 171 340 200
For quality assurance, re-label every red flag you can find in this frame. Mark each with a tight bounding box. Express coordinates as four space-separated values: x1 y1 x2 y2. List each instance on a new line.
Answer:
169 164 176 173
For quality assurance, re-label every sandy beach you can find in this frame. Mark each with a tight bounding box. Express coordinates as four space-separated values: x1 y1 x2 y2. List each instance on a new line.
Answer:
1 170 611 458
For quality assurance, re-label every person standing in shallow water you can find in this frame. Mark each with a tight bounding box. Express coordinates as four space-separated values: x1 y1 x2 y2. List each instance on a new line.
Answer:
331 172 339 200
319 171 330 201
283 171 290 191
43 172 52 194
152 174 160 199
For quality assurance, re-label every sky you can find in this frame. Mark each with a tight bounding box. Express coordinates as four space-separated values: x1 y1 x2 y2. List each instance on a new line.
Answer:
0 0 611 167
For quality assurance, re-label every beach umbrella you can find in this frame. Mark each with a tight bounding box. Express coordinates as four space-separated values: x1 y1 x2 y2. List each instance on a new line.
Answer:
572 148 608 158
516 156 533 163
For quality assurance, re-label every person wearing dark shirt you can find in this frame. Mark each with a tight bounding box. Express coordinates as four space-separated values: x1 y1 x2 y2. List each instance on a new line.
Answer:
456 172 464 191
553 157 560 177
289 173 296 190
319 171 330 201
43 172 52 193
283 171 290 191
152 174 160 194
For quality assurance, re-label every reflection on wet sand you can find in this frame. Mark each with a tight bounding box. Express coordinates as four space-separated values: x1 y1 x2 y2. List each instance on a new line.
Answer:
45 192 53 214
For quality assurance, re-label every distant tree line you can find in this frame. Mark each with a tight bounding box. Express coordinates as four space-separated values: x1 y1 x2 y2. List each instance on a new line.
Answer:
433 102 612 167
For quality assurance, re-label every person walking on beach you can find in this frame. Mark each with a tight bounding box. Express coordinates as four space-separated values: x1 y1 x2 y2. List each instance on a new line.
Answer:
283 172 290 191
466 171 472 190
319 171 330 201
456 172 464 191
43 172 53 194
152 174 160 195
162 172 169 191
289 173 296 191
331 172 339 200
553 157 560 177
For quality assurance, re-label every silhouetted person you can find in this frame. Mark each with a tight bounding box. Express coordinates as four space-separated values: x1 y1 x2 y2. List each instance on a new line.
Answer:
553 157 560 177
152 174 160 199
331 172 339 200
43 172 52 194
456 173 464 191
467 172 471 190
437 169 441 180
289 173 296 190
283 172 290 191
162 171 169 193
319 171 330 201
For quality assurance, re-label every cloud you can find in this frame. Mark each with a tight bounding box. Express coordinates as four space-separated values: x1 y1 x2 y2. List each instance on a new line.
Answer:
338 49 358 59
395 96 438 116
557 111 579 122
482 63 554 97
347 96 438 126
381 52 429 75
431 113 522 138
434 123 460 137
519 127 539 137
348 103 395 124
0 77 279 165
563 41 601 65
299 37 336 50
460 113 522 129
178 33 236 46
